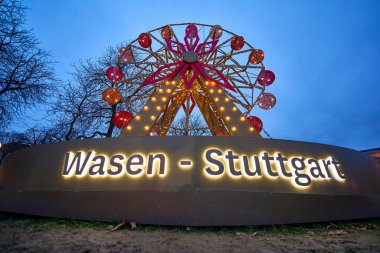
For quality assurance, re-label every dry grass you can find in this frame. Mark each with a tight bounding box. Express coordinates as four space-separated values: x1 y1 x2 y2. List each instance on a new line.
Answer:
1 212 379 253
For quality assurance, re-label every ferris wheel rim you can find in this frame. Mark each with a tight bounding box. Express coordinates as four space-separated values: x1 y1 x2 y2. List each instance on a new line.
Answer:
123 22 264 68
108 22 275 136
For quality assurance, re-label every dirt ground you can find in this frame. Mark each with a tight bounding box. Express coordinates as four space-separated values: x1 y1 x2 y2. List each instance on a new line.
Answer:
0 213 379 253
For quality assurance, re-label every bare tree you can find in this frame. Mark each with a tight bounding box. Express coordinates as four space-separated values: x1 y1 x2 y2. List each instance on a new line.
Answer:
0 126 56 146
0 128 48 162
0 0 56 129
46 46 140 141
1 44 145 144
167 113 211 136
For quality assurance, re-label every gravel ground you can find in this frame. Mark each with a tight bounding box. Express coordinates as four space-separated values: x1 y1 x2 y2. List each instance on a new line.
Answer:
0 213 379 253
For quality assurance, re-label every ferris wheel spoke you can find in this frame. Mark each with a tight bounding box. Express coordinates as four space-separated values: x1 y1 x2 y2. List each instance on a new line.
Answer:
150 33 169 50
228 79 256 107
225 67 250 76
142 51 166 65
134 62 160 72
214 64 262 69
232 86 256 90
202 50 217 66
149 35 180 63
223 89 252 111
215 55 234 72
132 64 154 76
125 86 156 102
214 48 252 61
228 76 264 90
215 49 242 68
244 70 254 86
212 50 229 66
204 37 233 62
122 73 151 83
133 61 166 66
229 68 253 86
130 44 153 54
201 30 212 44
162 48 179 64
130 45 167 64
171 31 182 47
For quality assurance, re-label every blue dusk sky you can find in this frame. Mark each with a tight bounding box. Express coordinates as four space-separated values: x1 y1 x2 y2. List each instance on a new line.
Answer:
17 0 380 150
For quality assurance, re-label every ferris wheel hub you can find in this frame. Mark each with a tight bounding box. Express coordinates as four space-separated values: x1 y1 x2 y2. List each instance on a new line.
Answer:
183 51 198 63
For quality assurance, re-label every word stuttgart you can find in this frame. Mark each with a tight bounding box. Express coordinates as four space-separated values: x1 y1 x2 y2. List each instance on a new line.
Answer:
203 148 346 187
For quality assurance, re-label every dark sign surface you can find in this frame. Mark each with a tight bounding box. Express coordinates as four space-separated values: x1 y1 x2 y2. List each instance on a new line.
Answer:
0 137 379 225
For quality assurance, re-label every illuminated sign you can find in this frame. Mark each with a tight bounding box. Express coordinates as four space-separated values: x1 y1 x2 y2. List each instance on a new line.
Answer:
62 147 346 188
1 136 379 226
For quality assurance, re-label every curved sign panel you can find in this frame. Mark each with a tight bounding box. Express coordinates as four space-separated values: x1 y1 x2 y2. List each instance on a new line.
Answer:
0 137 379 225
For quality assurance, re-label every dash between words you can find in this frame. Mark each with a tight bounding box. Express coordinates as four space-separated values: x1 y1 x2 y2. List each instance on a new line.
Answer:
62 148 346 187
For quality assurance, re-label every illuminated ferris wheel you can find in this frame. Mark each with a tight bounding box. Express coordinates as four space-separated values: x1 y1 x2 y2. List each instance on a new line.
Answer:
101 23 277 137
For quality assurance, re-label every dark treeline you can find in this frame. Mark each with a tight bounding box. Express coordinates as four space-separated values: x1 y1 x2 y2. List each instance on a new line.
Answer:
0 0 127 146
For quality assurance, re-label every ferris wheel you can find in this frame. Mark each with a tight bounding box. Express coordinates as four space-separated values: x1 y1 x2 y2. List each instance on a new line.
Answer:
101 23 277 137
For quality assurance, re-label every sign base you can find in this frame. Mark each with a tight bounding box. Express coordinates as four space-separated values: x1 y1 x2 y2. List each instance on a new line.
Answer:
1 137 379 225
